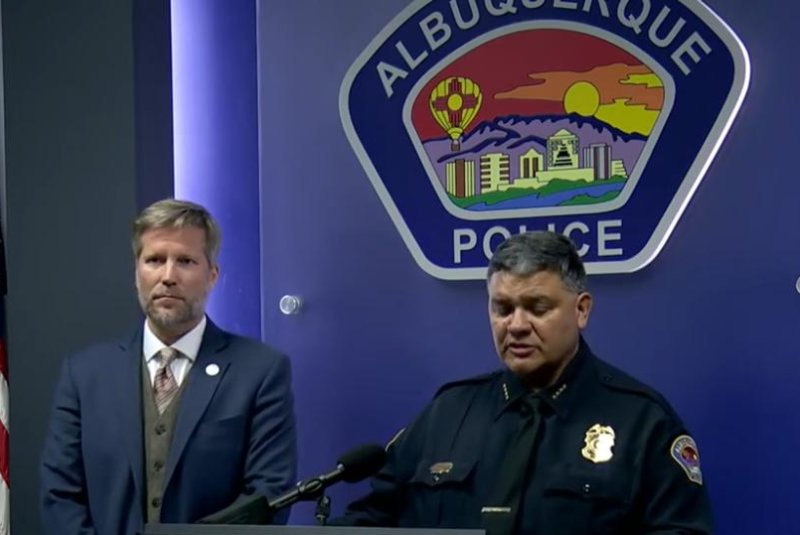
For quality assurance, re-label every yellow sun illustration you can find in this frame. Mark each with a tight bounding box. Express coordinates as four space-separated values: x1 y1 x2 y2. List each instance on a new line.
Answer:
563 79 659 135
564 81 600 117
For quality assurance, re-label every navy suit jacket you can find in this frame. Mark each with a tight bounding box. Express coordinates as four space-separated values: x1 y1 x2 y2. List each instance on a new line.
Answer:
40 320 297 535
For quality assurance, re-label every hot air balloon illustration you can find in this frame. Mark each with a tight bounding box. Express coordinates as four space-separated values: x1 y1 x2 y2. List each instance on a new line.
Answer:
429 76 483 152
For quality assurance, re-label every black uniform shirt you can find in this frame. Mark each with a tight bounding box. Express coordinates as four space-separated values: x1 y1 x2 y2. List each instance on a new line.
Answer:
335 339 712 535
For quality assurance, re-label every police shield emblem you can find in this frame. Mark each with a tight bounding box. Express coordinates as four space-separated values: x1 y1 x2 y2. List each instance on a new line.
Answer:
581 423 616 463
340 0 749 279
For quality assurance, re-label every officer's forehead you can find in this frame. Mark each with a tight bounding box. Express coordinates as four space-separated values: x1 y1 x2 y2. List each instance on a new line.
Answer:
487 270 569 297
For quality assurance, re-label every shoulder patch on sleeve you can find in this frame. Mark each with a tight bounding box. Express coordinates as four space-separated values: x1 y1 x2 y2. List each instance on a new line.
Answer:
670 434 703 485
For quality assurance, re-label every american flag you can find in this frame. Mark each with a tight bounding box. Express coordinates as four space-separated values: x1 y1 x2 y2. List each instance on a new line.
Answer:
0 226 8 534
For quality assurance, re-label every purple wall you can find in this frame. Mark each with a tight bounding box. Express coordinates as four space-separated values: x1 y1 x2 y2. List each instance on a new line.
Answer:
171 0 261 339
172 1 800 533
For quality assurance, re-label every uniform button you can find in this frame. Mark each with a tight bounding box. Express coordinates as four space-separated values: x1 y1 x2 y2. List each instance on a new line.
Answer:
155 424 167 435
151 497 161 508
583 483 591 494
432 474 441 483
153 460 164 471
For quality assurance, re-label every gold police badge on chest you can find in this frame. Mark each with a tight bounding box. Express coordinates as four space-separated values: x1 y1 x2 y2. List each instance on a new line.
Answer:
581 424 616 463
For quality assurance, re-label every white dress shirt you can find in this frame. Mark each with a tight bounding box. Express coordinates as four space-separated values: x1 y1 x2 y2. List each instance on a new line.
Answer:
143 316 207 387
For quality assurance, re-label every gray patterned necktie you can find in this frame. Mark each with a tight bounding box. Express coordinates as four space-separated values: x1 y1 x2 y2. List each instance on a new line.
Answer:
153 347 179 415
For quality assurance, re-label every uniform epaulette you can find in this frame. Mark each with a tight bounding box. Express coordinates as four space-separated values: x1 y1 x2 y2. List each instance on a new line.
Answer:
434 370 502 398
592 358 679 418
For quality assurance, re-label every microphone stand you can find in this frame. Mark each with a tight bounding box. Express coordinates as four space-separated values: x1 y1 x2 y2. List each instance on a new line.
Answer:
268 472 331 511
314 493 331 525
197 444 386 526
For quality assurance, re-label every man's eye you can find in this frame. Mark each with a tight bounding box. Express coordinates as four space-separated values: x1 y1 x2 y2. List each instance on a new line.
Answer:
529 300 552 314
493 304 512 316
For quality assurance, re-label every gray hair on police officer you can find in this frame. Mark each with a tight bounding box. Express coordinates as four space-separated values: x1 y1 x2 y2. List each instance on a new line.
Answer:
132 198 221 265
487 231 587 294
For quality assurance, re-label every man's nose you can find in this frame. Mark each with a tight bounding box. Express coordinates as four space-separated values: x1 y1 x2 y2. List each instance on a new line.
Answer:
508 308 530 332
161 260 177 285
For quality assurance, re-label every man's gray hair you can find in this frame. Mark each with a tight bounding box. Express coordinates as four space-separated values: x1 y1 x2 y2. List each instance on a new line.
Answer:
132 199 221 264
487 231 587 293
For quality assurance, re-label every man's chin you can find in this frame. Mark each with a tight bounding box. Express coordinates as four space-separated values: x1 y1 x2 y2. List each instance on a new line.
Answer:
504 357 559 389
147 310 191 331
507 360 541 376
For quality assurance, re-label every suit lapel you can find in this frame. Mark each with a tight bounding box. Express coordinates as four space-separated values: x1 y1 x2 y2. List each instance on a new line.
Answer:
164 321 231 488
114 327 146 502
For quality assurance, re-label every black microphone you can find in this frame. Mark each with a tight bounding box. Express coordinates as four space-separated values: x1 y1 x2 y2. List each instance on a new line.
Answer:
196 444 386 525
268 443 387 511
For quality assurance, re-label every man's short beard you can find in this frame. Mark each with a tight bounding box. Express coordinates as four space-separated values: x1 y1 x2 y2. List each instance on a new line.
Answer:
144 300 200 332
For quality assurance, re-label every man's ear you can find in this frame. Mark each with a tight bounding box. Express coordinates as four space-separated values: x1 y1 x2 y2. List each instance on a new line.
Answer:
576 292 593 329
210 264 220 287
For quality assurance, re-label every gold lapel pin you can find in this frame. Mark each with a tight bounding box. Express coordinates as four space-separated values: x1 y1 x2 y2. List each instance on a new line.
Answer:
429 461 453 475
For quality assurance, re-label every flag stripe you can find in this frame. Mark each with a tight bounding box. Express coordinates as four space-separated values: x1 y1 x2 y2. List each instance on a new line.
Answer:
1 209 9 535
0 419 6 488
0 340 6 380
0 323 9 535
0 481 7 534
0 365 7 486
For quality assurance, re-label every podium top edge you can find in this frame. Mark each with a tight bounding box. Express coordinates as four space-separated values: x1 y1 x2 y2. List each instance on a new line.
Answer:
142 525 485 535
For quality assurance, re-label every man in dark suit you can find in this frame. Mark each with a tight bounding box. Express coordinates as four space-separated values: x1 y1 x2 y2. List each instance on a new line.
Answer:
40 199 297 535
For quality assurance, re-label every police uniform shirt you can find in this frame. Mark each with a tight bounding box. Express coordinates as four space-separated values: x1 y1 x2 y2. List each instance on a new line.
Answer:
336 339 712 535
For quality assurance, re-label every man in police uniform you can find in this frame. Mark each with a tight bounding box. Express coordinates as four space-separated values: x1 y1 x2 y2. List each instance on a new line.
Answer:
335 231 712 534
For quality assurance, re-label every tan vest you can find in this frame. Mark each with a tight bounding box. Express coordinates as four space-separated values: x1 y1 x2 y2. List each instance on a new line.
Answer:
142 359 189 523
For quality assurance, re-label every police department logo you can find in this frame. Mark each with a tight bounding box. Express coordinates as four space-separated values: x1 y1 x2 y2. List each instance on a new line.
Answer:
670 434 703 485
340 0 749 279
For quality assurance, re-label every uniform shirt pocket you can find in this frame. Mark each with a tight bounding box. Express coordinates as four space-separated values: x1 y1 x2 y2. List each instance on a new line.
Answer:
406 455 480 527
538 466 633 535
544 469 630 502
